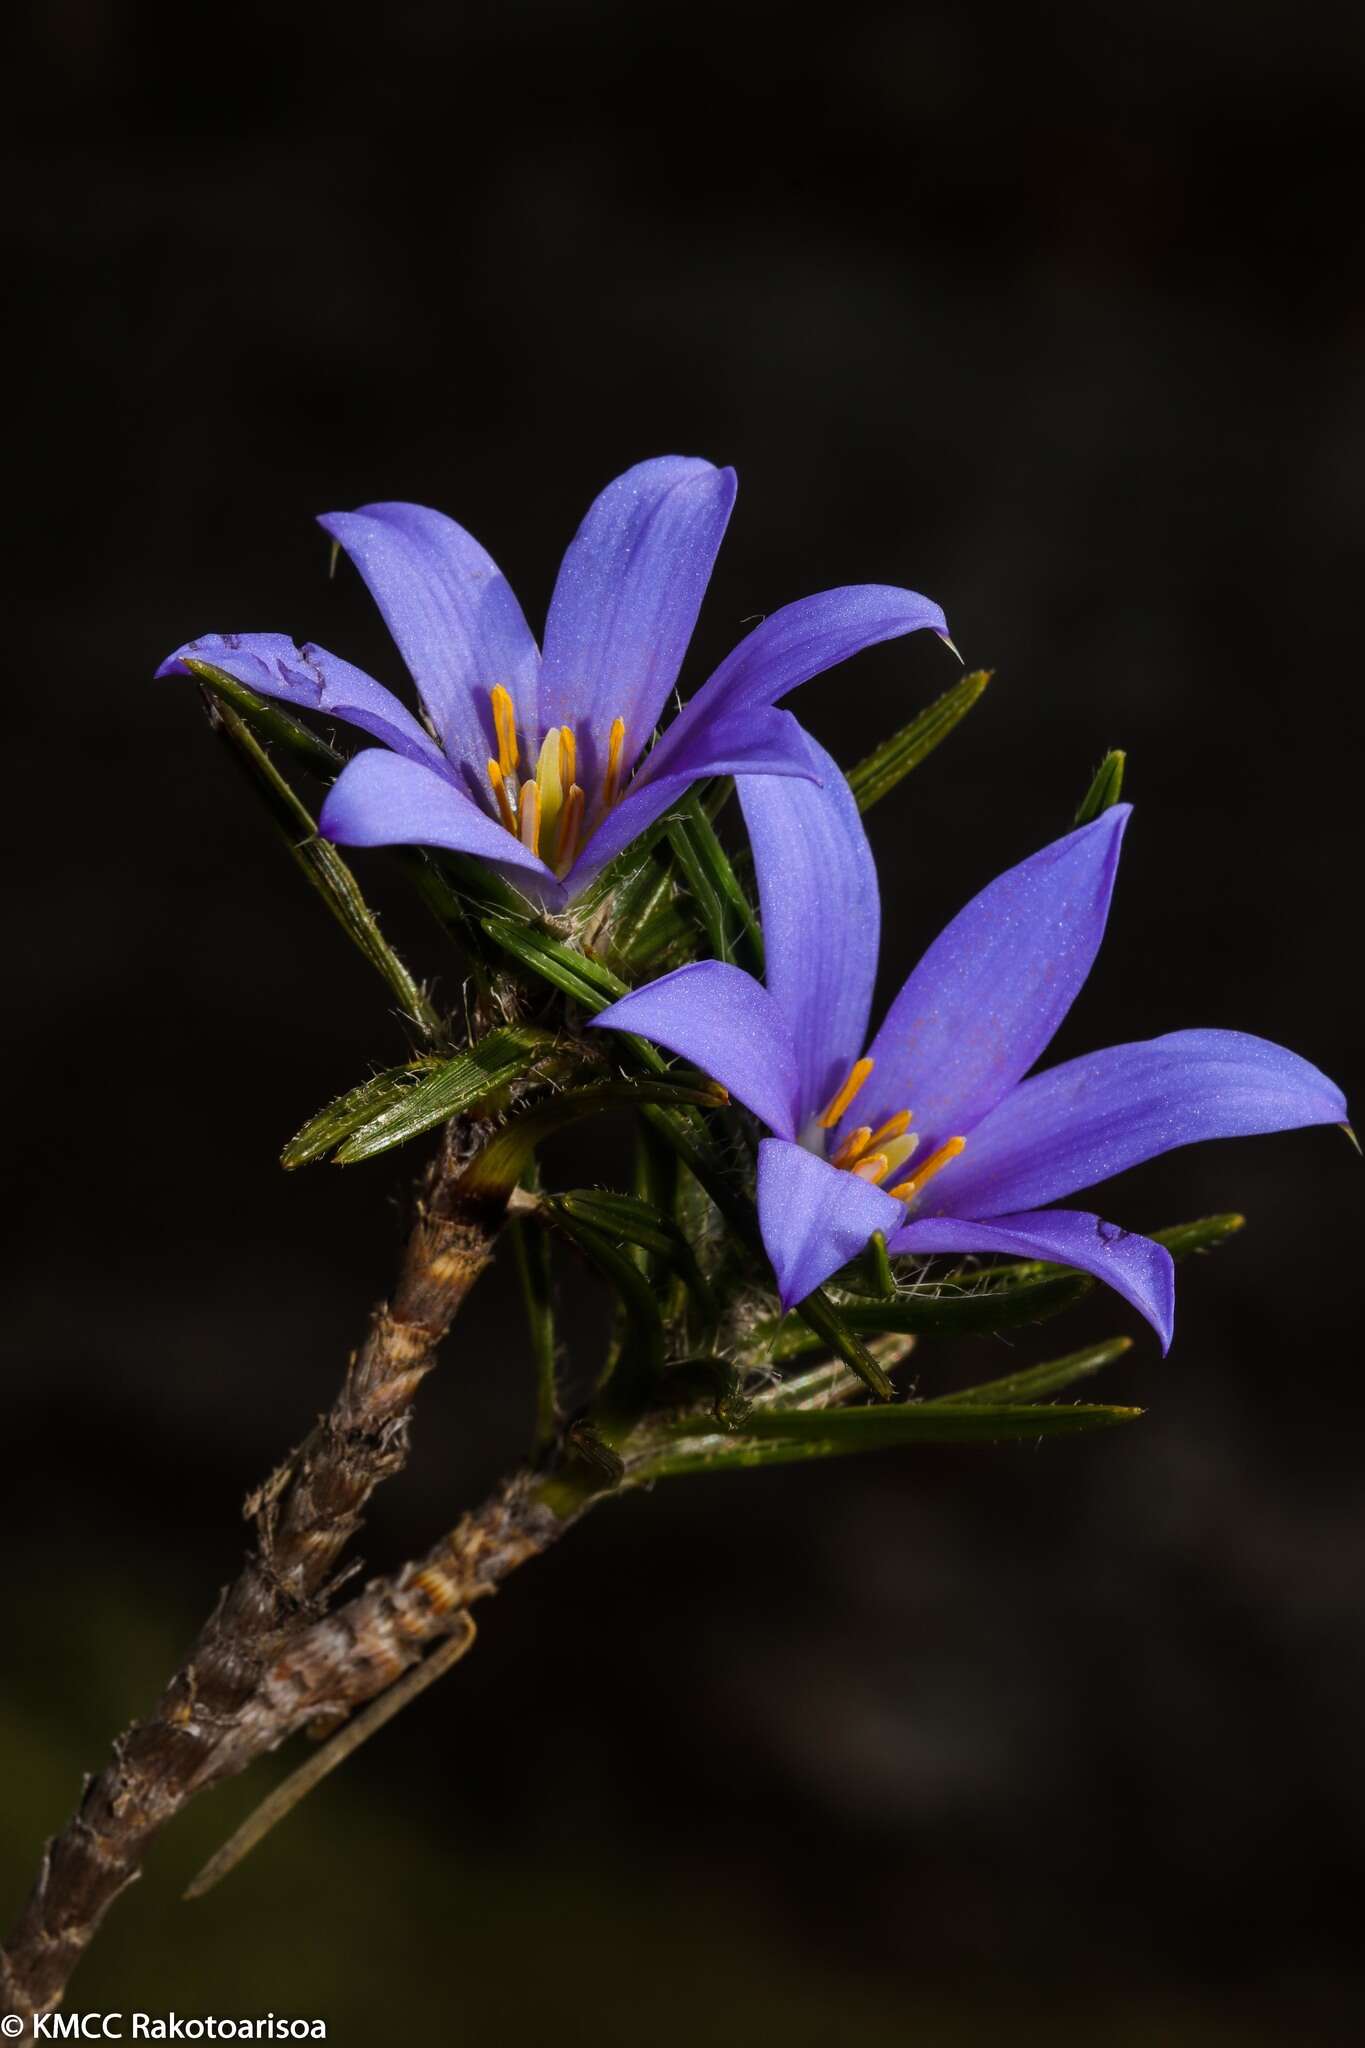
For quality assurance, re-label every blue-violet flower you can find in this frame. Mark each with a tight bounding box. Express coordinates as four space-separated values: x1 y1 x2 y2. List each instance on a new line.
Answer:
157 457 949 907
590 734 1347 1347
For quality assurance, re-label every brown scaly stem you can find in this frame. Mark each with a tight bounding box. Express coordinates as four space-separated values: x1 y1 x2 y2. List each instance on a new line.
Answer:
0 1112 505 2026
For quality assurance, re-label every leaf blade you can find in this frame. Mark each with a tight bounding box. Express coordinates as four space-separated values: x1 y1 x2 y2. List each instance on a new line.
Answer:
847 669 992 814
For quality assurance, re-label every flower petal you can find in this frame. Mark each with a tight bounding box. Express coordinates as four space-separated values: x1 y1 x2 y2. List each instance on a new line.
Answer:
563 705 818 899
888 1208 1176 1352
737 730 879 1130
589 959 802 1138
758 1137 904 1310
319 502 541 765
925 1029 1349 1219
318 749 549 876
156 632 445 768
853 807 1131 1151
642 583 949 789
539 456 736 784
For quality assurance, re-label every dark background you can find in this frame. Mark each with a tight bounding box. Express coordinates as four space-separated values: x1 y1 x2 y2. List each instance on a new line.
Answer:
3 2 1361 2040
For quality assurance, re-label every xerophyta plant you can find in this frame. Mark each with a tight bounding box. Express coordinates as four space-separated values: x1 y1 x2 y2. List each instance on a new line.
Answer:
0 456 1348 2029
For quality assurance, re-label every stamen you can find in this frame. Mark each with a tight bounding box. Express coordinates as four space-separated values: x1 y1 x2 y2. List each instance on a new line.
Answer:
558 727 576 791
555 783 585 874
490 685 519 777
866 1110 912 1149
830 1125 874 1170
850 1152 890 1184
487 758 517 835
602 717 627 808
518 779 541 858
818 1057 874 1129
886 1135 966 1204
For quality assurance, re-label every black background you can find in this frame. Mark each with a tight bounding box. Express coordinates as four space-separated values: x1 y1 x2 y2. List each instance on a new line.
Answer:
3 2 1362 2040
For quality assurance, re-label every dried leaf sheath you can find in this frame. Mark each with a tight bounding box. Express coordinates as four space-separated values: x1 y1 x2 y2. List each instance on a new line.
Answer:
0 1114 505 2024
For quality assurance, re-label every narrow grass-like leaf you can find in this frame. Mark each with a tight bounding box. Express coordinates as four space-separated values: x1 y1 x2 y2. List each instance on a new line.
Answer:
332 1026 560 1164
190 661 344 773
847 670 991 814
631 1397 1140 1480
666 789 763 972
761 1270 1093 1359
460 1078 729 1201
1075 749 1127 826
752 1339 916 1415
481 917 629 1012
543 1206 666 1405
552 1190 718 1321
282 1060 441 1169
208 695 441 1036
792 1288 896 1400
941 1337 1133 1406
1150 1212 1245 1259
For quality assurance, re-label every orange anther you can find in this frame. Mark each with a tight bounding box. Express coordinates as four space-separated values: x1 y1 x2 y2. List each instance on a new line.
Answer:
886 1135 966 1204
818 1057 874 1129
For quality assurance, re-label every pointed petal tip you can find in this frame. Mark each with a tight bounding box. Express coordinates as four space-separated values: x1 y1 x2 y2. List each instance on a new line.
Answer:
937 631 964 665
1341 1121 1362 1156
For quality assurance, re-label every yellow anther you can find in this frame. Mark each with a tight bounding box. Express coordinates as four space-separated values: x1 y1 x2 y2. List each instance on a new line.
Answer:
830 1125 874 1171
886 1135 966 1204
488 758 517 835
555 783 586 874
518 779 541 858
850 1152 890 1184
490 685 519 777
603 716 627 808
558 726 576 791
535 727 564 841
818 1057 874 1129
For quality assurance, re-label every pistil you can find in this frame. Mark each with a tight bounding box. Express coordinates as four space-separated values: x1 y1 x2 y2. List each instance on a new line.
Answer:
482 688 627 876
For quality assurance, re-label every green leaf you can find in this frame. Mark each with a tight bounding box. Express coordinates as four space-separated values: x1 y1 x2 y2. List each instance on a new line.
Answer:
1074 749 1127 826
550 1190 718 1322
631 1397 1140 1480
761 1269 1093 1358
847 670 992 814
792 1288 896 1400
282 1060 441 1168
751 1339 916 1415
540 1205 666 1406
665 789 764 973
330 1026 560 1164
207 694 442 1036
1150 1212 1245 1259
941 1336 1133 1406
189 660 345 774
459 1077 729 1201
480 916 629 1012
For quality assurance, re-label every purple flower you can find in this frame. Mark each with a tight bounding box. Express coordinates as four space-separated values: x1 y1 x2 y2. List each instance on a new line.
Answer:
157 457 949 907
589 734 1346 1348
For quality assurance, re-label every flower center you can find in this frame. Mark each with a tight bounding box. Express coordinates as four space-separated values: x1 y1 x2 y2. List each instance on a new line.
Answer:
485 685 627 877
817 1057 966 1204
